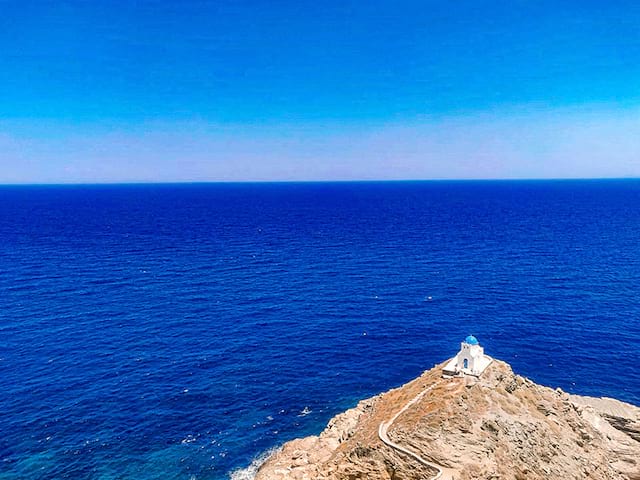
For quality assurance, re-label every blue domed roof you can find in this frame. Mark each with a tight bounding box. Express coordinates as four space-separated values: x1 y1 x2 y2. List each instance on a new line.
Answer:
464 335 479 345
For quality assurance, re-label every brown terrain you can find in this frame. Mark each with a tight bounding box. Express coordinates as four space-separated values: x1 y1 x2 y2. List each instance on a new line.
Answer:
255 360 640 480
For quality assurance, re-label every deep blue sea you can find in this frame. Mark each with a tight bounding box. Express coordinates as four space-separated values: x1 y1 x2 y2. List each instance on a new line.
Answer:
2 180 640 480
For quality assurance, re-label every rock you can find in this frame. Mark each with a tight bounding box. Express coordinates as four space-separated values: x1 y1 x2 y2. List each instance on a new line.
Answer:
256 360 640 480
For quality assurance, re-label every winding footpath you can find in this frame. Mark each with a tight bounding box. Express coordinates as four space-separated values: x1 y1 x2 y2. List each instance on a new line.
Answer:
377 382 457 480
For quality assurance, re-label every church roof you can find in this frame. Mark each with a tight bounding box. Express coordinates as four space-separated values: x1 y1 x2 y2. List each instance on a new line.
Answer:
464 335 479 345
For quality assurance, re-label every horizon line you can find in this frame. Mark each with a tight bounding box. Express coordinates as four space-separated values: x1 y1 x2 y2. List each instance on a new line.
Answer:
1 176 639 187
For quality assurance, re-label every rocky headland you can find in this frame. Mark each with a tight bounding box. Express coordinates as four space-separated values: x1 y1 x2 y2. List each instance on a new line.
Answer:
255 360 640 480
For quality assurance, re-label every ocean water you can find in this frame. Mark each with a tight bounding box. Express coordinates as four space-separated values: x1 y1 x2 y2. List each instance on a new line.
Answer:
1 180 639 480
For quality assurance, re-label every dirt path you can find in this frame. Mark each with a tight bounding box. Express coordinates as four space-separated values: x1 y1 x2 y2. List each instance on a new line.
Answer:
377 382 457 480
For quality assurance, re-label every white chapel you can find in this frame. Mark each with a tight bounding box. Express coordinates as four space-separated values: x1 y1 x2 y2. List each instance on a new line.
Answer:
443 335 492 377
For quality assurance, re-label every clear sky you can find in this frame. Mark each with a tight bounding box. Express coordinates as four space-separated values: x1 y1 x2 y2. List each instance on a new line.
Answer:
1 0 639 183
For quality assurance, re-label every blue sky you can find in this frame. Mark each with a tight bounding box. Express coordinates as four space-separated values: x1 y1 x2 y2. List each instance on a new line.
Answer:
1 0 639 182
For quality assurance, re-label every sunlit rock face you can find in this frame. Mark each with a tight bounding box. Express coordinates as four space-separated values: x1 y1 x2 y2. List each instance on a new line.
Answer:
256 360 640 480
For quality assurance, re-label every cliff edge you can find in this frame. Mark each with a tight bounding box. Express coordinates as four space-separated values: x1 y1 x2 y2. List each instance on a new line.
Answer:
255 360 640 480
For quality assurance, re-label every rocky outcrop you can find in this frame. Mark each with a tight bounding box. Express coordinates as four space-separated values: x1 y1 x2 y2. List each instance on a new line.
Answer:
255 360 640 480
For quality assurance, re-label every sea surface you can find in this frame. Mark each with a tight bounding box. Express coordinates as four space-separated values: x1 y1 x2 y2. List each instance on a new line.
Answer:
1 180 639 480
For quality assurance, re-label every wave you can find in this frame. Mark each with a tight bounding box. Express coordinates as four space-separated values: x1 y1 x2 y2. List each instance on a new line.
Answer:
297 406 312 417
229 446 281 480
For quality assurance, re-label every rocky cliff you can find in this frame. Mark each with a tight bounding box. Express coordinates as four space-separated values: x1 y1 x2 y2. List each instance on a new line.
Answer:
255 360 640 480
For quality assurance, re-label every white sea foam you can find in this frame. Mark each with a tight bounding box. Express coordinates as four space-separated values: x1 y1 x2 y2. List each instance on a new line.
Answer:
297 406 312 417
229 447 280 480
180 434 198 444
